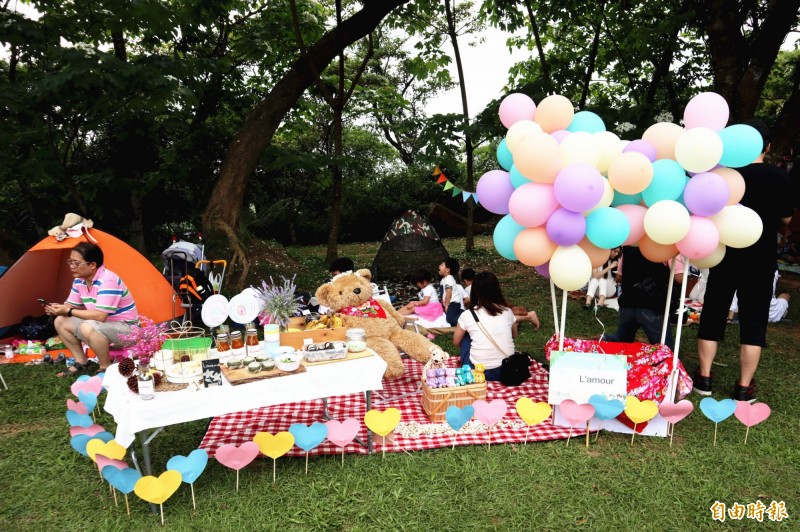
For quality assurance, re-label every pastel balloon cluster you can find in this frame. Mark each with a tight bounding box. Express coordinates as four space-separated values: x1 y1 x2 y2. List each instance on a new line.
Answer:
484 91 764 290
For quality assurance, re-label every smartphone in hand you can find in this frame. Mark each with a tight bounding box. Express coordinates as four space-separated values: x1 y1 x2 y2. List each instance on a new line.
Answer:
37 298 49 306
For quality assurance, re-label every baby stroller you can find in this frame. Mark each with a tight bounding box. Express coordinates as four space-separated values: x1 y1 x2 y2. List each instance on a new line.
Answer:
162 236 226 324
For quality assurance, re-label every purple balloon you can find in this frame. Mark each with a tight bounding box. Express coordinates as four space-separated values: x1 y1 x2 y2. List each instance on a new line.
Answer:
476 170 515 214
546 208 586 246
553 163 604 213
623 139 657 162
683 172 730 216
534 261 551 279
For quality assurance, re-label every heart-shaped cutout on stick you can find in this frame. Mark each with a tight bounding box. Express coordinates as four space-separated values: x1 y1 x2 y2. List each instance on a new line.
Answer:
166 449 208 484
77 391 98 414
66 399 88 415
70 434 93 457
473 399 508 426
70 424 105 438
699 397 737 423
364 408 401 437
325 419 360 448
71 376 103 398
96 454 128 472
734 401 771 427
588 395 624 421
253 432 295 459
515 398 552 426
103 466 141 494
134 470 183 505
445 405 475 431
559 399 595 427
289 423 328 452
624 396 659 424
215 442 260 470
659 400 694 424
86 439 126 462
66 411 93 428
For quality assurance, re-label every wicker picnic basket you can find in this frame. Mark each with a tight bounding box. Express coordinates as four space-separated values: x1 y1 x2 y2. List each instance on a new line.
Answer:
420 380 487 423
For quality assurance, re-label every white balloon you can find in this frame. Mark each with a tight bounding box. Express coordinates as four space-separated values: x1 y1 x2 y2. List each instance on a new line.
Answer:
710 205 763 248
674 127 723 173
506 120 543 152
593 131 624 174
643 200 691 244
560 131 601 167
549 245 592 291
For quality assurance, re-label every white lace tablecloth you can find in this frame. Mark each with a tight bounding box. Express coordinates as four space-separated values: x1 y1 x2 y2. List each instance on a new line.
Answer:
102 351 387 447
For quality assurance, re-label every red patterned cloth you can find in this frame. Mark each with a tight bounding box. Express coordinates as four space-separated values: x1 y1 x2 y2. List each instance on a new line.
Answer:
338 299 387 319
543 334 692 402
200 358 579 457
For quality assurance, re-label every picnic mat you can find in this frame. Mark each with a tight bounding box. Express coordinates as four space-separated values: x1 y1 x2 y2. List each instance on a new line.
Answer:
200 358 579 457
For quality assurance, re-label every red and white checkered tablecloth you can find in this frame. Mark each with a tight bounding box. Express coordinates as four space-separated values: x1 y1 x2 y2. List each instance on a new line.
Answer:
200 358 579 456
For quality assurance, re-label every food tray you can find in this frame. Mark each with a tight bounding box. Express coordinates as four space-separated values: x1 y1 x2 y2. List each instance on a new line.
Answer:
300 341 348 363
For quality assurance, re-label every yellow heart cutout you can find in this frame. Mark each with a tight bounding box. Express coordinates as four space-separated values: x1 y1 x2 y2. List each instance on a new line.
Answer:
86 439 126 462
133 470 183 505
253 431 295 459
624 396 659 424
364 408 401 437
515 397 552 426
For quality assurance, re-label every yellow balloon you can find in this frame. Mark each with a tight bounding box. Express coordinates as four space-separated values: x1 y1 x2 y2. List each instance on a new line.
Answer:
86 439 126 462
513 131 564 183
534 95 574 133
584 177 614 214
607 152 653 194
253 431 295 460
593 131 623 174
710 167 745 205
506 120 543 152
515 398 552 426
692 242 727 268
624 396 659 424
643 200 690 244
710 205 763 248
134 470 183 505
674 127 723 173
364 408 401 437
642 122 684 160
559 131 601 167
549 245 592 291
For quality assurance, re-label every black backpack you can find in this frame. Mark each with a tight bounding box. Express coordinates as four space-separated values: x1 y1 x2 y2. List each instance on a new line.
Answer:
178 266 214 303
500 352 532 386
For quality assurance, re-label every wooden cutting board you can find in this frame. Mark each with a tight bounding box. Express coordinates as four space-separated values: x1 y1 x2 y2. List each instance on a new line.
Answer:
220 363 307 385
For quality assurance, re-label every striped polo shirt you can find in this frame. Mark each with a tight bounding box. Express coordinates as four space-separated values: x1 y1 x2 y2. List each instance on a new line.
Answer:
66 265 139 323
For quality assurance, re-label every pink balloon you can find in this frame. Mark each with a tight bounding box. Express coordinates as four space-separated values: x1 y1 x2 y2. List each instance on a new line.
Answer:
683 172 730 216
677 215 720 259
617 204 647 245
499 93 537 129
553 163 604 212
508 182 559 227
550 130 570 143
476 170 515 215
683 92 729 131
623 139 657 162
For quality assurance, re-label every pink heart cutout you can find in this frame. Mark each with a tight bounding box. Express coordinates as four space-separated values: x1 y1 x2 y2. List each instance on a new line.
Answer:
70 424 105 437
71 376 103 398
325 418 360 448
734 401 771 427
658 400 694 424
96 454 129 472
216 442 260 471
560 400 595 427
66 399 88 415
472 399 508 426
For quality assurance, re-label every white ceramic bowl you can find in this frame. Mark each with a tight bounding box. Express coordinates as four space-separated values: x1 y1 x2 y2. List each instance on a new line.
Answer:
276 352 302 372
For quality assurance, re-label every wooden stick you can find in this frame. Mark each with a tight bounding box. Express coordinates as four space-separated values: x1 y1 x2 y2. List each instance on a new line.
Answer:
452 431 456 451
190 483 196 510
524 426 530 445
713 423 718 447
273 459 276 484
487 426 492 449
594 421 601 442
382 446 385 459
160 503 164 526
236 469 239 492
744 426 750 445
631 424 637 446
112 486 118 507
341 448 345 467
670 427 675 447
124 494 130 517
566 427 573 446
305 452 309 475
585 421 590 448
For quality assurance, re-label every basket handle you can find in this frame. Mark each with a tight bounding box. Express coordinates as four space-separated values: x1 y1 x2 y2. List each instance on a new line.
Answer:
428 392 454 414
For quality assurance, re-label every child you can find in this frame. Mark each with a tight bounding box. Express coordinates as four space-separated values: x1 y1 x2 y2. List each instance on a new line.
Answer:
461 268 475 308
439 258 464 325
398 269 444 321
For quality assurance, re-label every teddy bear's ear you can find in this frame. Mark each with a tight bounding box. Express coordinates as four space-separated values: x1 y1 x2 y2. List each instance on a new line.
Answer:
356 268 372 282
315 283 332 305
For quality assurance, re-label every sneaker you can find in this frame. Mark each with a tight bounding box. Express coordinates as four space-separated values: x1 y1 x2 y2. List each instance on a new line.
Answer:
733 380 756 403
692 371 713 396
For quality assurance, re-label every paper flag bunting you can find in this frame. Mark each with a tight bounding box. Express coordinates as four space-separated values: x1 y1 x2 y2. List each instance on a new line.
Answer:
445 405 474 431
699 397 737 423
588 395 624 421
515 398 552 426
86 439 126 462
325 419 360 448
253 431 295 459
166 449 208 484
103 466 141 494
364 408 401 437
443 181 454 191
437 175 447 184
432 166 477 203
432 166 442 176
289 423 329 452
560 400 595 426
473 399 508 426
134 470 182 505
215 442 260 470
624 396 659 424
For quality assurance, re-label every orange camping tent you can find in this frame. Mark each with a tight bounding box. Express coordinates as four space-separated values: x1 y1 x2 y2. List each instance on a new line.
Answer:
0 228 179 330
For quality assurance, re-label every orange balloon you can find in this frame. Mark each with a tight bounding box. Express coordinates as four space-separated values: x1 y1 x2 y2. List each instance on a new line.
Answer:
577 237 610 268
513 131 564 184
514 227 557 267
642 122 684 160
710 167 745 205
638 234 678 263
607 152 653 195
534 95 574 133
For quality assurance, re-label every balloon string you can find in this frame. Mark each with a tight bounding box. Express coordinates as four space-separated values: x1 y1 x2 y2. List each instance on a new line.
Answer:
592 305 606 341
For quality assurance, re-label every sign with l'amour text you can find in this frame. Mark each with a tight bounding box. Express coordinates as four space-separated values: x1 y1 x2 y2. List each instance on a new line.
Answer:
548 351 627 404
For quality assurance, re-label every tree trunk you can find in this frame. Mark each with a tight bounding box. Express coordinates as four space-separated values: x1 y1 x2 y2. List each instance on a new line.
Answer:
523 0 552 94
128 185 146 252
325 103 344 264
202 0 409 288
770 57 800 159
579 3 604 110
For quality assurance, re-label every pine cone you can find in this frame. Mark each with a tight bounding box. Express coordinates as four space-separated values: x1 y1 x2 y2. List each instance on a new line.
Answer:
153 372 163 387
118 357 135 377
180 355 190 362
126 375 139 394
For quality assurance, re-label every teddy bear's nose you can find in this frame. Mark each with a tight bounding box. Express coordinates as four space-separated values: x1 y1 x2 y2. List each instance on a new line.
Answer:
353 288 361 295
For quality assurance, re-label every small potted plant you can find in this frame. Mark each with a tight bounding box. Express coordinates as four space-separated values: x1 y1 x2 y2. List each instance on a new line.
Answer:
254 275 300 331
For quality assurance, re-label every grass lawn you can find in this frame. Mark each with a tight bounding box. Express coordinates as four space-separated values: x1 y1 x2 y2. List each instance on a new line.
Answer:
1 236 798 530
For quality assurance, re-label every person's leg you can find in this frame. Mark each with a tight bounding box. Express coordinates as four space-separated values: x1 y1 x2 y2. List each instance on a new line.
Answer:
459 334 472 367
696 265 736 376
735 267 773 389
739 344 761 387
80 321 111 369
585 278 599 307
697 339 718 377
602 307 638 342
637 308 673 350
54 316 87 363
484 366 502 381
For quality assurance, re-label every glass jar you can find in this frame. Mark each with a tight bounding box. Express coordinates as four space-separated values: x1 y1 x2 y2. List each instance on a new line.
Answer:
216 333 231 352
230 331 244 350
137 363 155 400
346 328 367 353
245 327 259 346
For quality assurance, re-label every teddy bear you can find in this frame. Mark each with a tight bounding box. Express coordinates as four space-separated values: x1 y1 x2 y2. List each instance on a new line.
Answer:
315 269 434 379
422 346 449 383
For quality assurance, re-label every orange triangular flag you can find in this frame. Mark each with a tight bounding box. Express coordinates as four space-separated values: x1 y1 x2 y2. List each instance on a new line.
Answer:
432 166 442 176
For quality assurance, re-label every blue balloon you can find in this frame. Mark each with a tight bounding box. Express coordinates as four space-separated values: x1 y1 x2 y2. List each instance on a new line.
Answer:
718 124 762 168
497 139 513 171
493 215 525 260
567 111 606 133
509 165 530 188
642 159 688 206
611 190 642 207
586 207 630 249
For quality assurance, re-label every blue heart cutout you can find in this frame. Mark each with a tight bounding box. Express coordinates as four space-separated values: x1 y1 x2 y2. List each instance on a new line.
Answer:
445 405 475 431
70 434 92 456
76 375 91 382
78 391 98 414
102 466 141 494
699 397 737 423
289 422 328 452
166 449 209 484
66 410 93 427
588 395 625 421
92 431 115 444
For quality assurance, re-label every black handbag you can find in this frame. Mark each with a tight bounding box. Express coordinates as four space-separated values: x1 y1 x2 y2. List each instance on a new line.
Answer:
469 309 531 386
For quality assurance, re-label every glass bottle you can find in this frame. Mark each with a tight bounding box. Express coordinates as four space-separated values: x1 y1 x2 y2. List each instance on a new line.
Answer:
245 326 259 347
137 363 155 400
230 331 244 349
216 333 231 352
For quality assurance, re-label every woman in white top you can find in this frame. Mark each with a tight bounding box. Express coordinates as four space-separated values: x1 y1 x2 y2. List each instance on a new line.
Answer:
438 258 464 325
453 271 539 381
584 247 620 309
